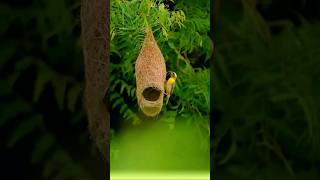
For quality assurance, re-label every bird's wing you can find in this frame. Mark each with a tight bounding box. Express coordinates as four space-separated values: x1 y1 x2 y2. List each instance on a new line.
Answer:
165 95 170 105
165 80 171 93
165 81 171 105
170 82 176 96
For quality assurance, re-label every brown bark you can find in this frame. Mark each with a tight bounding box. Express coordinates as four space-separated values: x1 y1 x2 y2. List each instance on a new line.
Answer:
81 0 110 166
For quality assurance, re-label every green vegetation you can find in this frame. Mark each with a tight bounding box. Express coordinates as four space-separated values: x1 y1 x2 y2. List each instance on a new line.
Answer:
0 0 105 179
214 0 320 179
110 0 211 171
3 0 318 179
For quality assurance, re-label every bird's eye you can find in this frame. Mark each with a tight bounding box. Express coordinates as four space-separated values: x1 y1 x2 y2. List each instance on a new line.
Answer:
166 71 173 80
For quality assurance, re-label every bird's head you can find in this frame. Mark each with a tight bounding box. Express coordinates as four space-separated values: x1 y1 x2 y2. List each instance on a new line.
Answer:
166 71 177 86
166 71 177 81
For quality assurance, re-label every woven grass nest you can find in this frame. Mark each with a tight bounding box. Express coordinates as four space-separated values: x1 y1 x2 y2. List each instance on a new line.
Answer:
135 27 166 117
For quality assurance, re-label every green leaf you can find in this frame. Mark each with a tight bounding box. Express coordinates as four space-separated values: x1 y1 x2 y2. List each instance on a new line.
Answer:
120 104 127 114
0 99 31 127
67 84 81 112
112 98 123 109
43 149 92 180
131 88 136 97
52 77 67 110
7 115 42 148
120 83 126 94
0 4 14 34
43 150 66 178
0 39 16 68
110 93 120 101
71 111 85 125
33 69 52 102
32 133 55 163
218 128 237 165
9 57 36 90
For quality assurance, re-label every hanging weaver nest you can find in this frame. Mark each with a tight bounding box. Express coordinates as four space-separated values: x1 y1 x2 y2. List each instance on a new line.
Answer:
135 27 166 117
81 0 109 161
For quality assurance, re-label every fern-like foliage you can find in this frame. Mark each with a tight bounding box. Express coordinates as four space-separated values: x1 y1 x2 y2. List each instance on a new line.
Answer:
214 0 320 179
110 0 211 155
0 0 104 179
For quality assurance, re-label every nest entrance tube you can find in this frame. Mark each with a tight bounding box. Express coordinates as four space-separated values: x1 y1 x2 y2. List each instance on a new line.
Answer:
135 27 166 117
142 87 161 101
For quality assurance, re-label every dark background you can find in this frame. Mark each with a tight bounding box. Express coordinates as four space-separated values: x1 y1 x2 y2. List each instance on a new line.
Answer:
214 0 320 179
0 0 319 179
0 0 106 179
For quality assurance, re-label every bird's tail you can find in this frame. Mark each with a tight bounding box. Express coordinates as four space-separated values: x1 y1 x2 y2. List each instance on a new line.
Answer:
165 95 170 105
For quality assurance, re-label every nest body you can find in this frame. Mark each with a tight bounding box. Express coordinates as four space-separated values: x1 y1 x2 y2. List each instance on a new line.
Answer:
135 27 166 117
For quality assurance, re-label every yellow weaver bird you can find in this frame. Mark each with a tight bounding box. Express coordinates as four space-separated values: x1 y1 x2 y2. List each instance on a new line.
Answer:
164 71 177 105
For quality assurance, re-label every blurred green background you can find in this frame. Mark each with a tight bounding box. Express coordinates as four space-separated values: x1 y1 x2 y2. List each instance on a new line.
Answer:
0 0 106 179
1 0 320 179
214 0 320 179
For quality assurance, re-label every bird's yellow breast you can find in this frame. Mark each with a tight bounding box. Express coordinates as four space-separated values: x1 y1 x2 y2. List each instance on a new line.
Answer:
168 77 175 85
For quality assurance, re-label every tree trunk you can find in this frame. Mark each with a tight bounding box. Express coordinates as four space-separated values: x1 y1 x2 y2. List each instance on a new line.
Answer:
81 0 110 168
